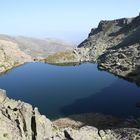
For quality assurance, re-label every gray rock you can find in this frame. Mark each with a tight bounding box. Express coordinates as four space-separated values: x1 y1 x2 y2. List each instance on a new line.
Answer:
0 35 74 59
0 89 53 140
0 35 74 74
0 89 140 140
0 89 6 103
46 14 140 69
0 39 32 74
77 13 140 85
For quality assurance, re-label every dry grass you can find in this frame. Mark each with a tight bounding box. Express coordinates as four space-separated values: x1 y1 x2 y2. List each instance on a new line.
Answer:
45 51 76 63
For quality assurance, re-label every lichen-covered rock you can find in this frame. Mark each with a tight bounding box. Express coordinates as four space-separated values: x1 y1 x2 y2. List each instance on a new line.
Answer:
50 127 140 140
0 36 74 74
0 90 140 140
62 126 102 140
0 89 53 140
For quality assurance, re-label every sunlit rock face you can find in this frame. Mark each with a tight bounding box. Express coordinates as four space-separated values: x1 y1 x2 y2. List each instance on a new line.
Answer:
0 39 32 73
98 15 140 85
0 35 74 74
43 14 140 85
0 89 140 140
0 35 74 59
77 14 140 85
0 89 53 140
77 15 139 61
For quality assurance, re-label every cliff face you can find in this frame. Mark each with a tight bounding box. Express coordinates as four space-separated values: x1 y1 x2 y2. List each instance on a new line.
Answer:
44 47 91 64
46 14 140 66
77 14 140 84
0 89 140 140
98 15 140 84
78 16 136 61
0 35 74 59
0 89 53 140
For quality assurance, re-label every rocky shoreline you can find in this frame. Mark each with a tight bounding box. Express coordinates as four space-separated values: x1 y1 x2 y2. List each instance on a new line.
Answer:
0 35 74 74
79 14 140 85
0 89 140 140
0 14 140 139
44 14 140 86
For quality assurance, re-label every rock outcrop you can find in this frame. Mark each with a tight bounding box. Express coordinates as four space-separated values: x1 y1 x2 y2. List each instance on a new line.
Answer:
78 14 140 85
0 89 140 140
0 89 54 140
0 35 74 60
0 35 74 74
98 43 140 85
44 48 91 64
0 39 32 73
78 16 136 61
43 14 140 85
97 15 140 85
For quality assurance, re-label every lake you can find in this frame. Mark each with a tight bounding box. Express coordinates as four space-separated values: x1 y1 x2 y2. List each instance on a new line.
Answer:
0 62 140 119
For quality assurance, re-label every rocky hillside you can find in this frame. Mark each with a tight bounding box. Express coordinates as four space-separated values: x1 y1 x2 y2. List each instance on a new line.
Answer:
97 16 140 85
0 89 140 140
77 14 140 84
44 14 140 84
0 35 74 59
0 35 74 73
44 47 91 64
78 16 136 60
0 39 32 73
0 14 140 139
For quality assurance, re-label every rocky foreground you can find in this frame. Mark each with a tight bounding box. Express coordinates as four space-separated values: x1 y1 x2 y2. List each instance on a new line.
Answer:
0 14 140 139
0 89 140 140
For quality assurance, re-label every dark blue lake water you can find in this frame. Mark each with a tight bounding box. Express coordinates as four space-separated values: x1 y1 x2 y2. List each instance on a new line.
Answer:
0 62 140 119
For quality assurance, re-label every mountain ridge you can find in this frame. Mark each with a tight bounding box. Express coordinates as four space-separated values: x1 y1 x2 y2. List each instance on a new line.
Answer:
45 14 140 85
0 35 74 59
0 35 74 73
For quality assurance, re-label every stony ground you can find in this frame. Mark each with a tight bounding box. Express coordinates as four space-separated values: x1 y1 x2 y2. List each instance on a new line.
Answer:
0 39 32 73
0 89 140 140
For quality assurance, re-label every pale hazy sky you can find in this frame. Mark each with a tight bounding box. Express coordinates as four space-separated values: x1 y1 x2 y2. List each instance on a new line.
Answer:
0 0 140 43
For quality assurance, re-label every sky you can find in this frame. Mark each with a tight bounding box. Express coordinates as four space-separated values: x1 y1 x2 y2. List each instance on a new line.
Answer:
0 0 140 44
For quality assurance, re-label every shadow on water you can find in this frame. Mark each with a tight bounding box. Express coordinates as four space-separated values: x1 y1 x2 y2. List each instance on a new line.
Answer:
60 78 140 127
44 62 82 66
1 62 140 128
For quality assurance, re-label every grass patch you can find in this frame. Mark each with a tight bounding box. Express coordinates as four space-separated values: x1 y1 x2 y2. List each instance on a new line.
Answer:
44 51 76 64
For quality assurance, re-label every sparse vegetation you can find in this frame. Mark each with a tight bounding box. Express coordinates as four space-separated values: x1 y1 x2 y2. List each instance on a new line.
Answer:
3 133 8 137
44 51 76 64
103 22 113 33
